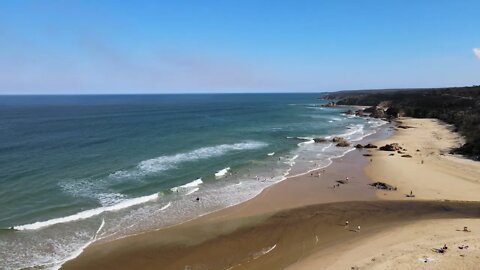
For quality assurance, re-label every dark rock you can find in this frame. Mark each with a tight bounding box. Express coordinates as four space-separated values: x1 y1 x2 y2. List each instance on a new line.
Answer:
332 136 350 147
336 141 351 147
389 153 395 156
401 154 412 158
379 143 402 151
364 143 378 148
355 110 365 116
313 138 327 143
363 154 372 156
355 144 364 149
370 181 397 190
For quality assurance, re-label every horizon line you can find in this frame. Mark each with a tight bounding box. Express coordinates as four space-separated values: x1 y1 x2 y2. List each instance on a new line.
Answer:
0 84 478 96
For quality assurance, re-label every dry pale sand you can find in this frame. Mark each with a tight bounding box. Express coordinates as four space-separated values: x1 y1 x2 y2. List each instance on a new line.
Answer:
292 218 480 270
62 118 480 270
289 118 480 270
365 118 480 201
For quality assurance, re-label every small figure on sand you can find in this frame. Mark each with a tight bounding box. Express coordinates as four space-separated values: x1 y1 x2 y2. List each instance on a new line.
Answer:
196 197 200 202
406 190 415 198
345 220 349 229
463 226 471 232
433 244 448 254
357 225 361 232
345 177 349 182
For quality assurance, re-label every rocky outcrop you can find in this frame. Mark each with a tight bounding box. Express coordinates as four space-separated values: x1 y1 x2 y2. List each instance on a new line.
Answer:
379 143 402 151
355 110 365 116
336 140 351 147
363 106 386 118
313 138 327 143
401 154 412 158
355 144 364 149
331 136 350 147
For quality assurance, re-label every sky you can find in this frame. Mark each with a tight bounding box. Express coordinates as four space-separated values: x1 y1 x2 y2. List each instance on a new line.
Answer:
0 0 479 94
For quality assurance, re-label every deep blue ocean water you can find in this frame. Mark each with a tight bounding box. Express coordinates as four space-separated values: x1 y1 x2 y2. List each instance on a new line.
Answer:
0 94 384 269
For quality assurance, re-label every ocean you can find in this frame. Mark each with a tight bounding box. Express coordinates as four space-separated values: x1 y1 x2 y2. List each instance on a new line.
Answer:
0 94 385 269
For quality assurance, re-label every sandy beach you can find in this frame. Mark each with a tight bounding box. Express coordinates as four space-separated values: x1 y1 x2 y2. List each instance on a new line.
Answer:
62 118 480 270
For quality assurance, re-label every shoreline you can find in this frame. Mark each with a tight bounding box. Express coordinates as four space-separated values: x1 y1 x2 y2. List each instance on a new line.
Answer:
62 121 393 269
63 117 480 270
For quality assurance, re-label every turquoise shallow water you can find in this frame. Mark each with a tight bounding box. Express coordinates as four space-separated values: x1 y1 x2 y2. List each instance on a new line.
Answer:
0 94 384 269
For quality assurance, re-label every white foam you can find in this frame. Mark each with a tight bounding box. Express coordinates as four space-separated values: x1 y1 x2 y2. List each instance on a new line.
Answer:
215 167 230 178
60 179 125 206
160 202 172 211
297 139 314 146
111 141 267 178
14 193 159 230
52 219 105 270
185 188 200 195
171 178 203 193
267 152 275 156
253 244 277 259
284 155 299 166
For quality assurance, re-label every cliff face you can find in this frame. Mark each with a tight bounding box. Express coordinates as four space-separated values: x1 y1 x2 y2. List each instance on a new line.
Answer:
321 86 480 160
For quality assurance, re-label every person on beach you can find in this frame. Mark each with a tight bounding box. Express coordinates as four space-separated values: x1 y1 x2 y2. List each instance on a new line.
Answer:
357 225 361 232
345 220 349 229
345 177 349 182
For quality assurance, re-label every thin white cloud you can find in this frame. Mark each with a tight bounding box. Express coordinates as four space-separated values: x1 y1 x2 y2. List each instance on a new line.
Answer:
474 48 480 60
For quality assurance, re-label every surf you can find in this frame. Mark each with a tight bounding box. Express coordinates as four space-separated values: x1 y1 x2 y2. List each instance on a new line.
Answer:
14 193 159 231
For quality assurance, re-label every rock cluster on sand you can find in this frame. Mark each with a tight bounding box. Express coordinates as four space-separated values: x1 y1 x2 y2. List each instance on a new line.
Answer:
379 143 403 151
356 143 378 149
364 143 378 148
369 181 397 190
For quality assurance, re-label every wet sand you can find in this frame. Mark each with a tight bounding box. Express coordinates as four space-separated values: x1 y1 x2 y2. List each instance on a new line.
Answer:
63 201 480 270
